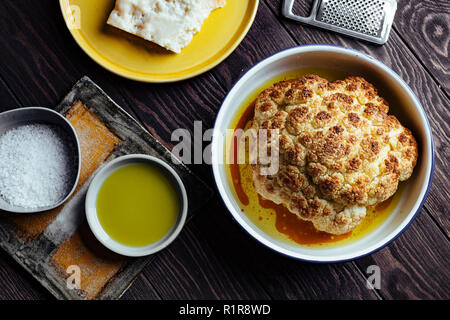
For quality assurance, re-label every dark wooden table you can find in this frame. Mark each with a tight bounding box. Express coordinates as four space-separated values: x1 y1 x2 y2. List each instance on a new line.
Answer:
0 0 448 300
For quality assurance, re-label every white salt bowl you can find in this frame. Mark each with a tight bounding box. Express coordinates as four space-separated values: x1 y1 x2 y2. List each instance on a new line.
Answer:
211 45 434 262
0 107 81 213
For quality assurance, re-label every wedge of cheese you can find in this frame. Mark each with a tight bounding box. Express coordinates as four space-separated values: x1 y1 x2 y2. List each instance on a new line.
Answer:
107 0 226 53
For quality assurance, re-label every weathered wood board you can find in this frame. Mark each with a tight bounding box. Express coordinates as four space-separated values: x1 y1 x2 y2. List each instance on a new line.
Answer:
0 77 213 299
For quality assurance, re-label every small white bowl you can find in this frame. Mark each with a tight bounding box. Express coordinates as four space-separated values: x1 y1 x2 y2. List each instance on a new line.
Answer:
211 45 434 263
85 154 188 257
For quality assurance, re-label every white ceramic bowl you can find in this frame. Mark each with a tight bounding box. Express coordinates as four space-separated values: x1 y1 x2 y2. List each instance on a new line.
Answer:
85 154 188 257
211 45 434 262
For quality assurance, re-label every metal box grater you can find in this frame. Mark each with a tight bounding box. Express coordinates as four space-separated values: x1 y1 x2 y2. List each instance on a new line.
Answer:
282 0 397 44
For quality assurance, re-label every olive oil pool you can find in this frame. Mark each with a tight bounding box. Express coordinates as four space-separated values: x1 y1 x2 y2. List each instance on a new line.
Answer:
96 163 180 247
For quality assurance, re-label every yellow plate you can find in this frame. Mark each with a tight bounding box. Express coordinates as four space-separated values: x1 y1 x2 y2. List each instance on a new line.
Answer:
60 0 259 82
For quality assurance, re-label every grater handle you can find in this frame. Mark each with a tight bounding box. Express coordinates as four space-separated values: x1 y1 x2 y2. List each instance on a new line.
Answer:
282 0 320 23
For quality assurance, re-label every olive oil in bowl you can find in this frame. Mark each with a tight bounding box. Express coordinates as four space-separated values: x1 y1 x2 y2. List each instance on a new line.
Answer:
96 163 180 247
86 155 187 257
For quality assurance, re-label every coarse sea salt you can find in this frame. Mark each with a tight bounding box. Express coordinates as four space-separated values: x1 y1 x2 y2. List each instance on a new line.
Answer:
0 123 75 209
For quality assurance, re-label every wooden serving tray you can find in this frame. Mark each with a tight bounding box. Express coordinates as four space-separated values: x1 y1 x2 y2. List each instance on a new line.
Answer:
0 77 212 300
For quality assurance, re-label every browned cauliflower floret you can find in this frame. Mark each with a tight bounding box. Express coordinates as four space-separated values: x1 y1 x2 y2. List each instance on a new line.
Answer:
251 75 418 235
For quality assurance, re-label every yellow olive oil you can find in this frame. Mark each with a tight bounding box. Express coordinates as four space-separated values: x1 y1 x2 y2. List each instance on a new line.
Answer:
96 163 179 247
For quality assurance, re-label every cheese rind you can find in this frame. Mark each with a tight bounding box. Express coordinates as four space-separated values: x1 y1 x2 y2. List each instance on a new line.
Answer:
107 0 226 53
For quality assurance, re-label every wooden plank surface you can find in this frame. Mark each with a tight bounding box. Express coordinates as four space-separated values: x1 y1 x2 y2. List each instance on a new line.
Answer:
142 209 273 300
394 0 450 93
142 197 378 300
0 0 448 300
356 211 450 299
119 274 161 300
0 250 51 300
189 198 378 300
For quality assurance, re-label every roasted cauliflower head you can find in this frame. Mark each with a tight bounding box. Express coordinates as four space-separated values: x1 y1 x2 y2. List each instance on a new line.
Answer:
251 74 418 235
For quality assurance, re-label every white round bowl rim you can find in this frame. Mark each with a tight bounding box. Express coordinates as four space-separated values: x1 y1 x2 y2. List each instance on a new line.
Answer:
211 45 435 263
85 154 188 257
